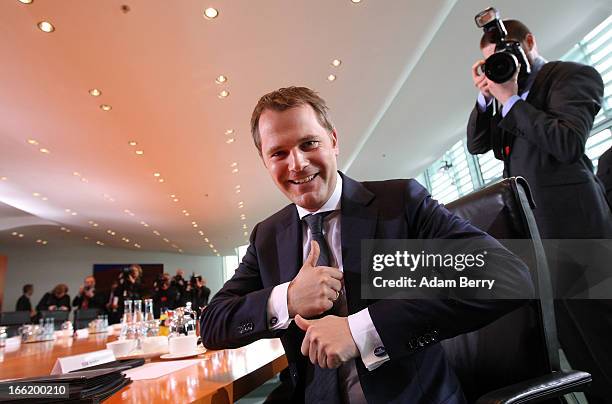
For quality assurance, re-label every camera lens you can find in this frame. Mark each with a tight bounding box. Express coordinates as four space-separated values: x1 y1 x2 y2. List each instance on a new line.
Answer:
484 52 518 83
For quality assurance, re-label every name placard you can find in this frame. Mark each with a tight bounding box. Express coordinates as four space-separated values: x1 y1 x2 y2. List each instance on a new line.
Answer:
50 349 116 375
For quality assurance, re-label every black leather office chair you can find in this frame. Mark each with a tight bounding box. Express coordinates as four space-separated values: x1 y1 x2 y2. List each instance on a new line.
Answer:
0 311 31 337
444 177 590 403
74 308 100 330
40 310 70 331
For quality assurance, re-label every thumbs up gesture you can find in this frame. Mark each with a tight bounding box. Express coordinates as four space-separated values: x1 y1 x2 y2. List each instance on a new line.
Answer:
287 240 343 318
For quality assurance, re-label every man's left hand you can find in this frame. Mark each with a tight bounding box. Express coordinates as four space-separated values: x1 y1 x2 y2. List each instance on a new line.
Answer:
486 68 519 105
295 314 359 368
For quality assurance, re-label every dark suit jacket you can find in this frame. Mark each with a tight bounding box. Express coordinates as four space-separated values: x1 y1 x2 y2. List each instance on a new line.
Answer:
596 146 612 205
200 173 533 403
467 61 612 238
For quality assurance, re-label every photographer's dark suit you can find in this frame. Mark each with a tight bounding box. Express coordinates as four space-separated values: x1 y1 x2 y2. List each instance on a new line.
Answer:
467 60 612 401
201 173 532 403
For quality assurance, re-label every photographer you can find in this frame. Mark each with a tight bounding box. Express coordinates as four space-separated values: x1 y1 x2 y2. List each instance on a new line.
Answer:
466 13 612 402
184 275 211 315
72 275 104 310
171 268 187 305
152 273 179 317
115 264 145 317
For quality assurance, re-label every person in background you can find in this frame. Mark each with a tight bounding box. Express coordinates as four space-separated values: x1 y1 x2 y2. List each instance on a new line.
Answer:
16 284 36 320
466 18 612 402
72 275 104 310
184 275 211 314
36 284 70 312
115 264 145 319
171 268 187 304
153 273 179 317
596 145 612 205
105 280 121 324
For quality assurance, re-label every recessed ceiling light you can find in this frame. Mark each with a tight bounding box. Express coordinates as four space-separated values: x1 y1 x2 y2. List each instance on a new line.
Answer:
41 197 48 201
215 75 227 84
230 162 238 167
243 224 247 229
71 212 77 216
243 231 248 236
65 209 72 213
27 139 39 145
350 0 361 3
331 59 342 67
170 194 176 198
184 212 190 216
232 168 239 173
37 21 55 33
163 238 169 242
198 230 204 235
89 88 101 97
213 249 217 253
73 172 81 177
135 150 144 155
209 244 214 248
218 90 229 98
18 233 24 238
235 189 241 193
96 241 105 246
39 148 50 154
33 192 40 197
173 198 179 202
18 0 34 4
153 172 161 177
203 7 219 19
80 177 88 183
158 178 164 183
327 74 336 82
217 253 220 257
11 232 17 236
42 240 48 245
134 243 141 248
226 138 235 144
192 224 198 228
225 129 234 135
0 176 7 181
153 230 160 235
128 140 137 146
204 237 209 242
178 249 183 253
100 104 112 111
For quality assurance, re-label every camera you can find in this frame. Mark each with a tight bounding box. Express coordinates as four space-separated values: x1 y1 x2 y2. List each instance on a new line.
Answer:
475 7 531 83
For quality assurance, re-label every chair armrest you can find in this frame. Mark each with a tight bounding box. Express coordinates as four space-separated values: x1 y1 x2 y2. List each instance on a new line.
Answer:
476 370 591 404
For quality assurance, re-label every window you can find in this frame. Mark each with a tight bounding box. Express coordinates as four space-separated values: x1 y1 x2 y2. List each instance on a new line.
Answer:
420 13 612 201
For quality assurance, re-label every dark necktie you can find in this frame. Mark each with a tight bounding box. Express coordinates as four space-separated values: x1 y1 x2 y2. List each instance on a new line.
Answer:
302 211 341 404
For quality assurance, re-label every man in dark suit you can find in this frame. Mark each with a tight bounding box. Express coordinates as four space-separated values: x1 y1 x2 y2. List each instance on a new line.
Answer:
201 87 533 403
596 146 612 205
466 19 612 402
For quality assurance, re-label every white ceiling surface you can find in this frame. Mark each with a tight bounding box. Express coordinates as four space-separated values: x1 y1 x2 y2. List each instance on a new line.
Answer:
0 1 609 256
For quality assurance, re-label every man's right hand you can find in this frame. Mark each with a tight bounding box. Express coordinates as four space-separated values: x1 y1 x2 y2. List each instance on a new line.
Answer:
287 240 343 318
472 60 492 99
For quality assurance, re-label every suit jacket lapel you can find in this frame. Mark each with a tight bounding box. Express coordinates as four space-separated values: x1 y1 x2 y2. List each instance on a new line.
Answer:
340 173 378 314
276 207 303 283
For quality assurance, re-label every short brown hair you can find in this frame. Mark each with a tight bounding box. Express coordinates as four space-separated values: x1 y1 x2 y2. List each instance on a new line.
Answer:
250 87 334 156
480 19 531 48
52 283 68 296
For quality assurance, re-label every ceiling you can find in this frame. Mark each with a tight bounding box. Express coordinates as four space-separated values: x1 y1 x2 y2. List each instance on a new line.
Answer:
0 0 609 255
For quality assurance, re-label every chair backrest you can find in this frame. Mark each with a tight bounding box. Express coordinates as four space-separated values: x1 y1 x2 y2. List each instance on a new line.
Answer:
40 310 70 330
442 177 560 401
73 308 100 329
0 311 31 337
0 311 31 326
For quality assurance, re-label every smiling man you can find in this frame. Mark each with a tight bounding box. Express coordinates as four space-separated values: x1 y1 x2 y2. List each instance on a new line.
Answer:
200 86 533 403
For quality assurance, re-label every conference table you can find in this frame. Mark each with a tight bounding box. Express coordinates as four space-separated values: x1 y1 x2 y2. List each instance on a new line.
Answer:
0 333 288 403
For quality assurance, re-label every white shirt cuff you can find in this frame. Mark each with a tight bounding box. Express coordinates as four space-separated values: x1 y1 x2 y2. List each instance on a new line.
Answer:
266 282 292 330
347 308 390 371
476 92 493 112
